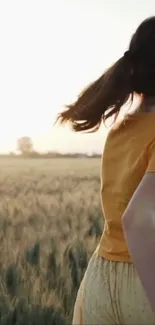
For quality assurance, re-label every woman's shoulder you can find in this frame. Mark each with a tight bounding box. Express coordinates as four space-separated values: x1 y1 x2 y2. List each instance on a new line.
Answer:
110 111 155 132
107 112 155 152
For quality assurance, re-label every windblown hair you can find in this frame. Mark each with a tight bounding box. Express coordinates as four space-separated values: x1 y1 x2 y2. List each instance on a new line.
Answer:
57 17 155 132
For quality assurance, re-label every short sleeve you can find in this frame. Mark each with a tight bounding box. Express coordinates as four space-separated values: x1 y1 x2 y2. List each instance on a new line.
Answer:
146 141 155 173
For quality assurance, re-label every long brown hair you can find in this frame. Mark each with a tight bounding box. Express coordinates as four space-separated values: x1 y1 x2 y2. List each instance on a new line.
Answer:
57 17 155 132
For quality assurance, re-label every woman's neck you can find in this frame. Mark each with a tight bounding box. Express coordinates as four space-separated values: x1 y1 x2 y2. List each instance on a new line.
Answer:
140 96 155 113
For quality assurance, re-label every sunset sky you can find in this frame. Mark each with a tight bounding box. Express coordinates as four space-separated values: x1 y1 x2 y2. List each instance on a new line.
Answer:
0 0 155 153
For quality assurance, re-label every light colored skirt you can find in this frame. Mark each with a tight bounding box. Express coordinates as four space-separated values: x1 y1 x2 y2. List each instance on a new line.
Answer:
72 249 155 325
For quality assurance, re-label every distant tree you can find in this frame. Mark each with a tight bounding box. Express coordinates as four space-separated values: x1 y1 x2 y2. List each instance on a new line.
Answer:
9 152 16 156
17 137 33 155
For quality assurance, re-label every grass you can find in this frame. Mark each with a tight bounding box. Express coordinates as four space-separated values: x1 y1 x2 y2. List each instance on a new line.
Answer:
0 158 103 324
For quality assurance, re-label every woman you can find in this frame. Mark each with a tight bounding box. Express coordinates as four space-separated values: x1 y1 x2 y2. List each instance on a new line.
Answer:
58 17 155 325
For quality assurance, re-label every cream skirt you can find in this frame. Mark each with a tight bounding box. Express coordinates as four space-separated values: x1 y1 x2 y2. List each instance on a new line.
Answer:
72 249 155 325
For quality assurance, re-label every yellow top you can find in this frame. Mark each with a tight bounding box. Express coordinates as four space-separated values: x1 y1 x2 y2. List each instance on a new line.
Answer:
97 112 155 263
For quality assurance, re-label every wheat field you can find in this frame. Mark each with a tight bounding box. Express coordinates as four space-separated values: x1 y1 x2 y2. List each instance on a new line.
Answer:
0 157 103 325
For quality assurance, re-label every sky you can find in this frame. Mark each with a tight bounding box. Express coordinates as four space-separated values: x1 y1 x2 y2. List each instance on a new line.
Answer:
0 0 155 153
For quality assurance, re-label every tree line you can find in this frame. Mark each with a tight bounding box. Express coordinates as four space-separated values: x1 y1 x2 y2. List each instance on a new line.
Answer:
6 137 100 158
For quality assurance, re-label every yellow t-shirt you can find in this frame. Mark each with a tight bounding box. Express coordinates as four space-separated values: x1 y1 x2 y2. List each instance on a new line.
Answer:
97 112 155 263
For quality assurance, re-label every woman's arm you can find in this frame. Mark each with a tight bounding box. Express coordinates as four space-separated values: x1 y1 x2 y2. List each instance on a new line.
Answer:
122 173 155 313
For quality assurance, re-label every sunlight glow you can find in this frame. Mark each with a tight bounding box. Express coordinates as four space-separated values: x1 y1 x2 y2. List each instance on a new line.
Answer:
0 0 155 153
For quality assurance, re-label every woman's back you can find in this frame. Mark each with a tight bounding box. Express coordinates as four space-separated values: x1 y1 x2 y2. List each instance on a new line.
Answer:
58 15 155 324
98 112 155 262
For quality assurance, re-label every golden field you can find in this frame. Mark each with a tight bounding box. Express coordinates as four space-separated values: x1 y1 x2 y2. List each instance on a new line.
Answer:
0 158 103 324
